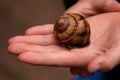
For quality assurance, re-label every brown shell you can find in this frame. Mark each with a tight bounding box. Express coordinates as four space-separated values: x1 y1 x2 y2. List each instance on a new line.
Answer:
54 13 90 47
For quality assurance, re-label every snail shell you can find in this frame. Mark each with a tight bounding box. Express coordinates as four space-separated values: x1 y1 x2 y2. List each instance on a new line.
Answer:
54 13 90 47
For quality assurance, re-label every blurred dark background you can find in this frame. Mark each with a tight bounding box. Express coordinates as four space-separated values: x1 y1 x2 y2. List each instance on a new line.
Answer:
0 0 74 80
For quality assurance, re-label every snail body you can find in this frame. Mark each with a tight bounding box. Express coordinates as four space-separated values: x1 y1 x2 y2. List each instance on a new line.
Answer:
54 13 90 48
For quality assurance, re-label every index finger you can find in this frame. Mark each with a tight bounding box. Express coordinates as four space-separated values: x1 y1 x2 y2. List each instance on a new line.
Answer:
25 24 54 35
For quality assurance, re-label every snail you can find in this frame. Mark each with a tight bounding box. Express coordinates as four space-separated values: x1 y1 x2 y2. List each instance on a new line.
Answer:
54 13 90 48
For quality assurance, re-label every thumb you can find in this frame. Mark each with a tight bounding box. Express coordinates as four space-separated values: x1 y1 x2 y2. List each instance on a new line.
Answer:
88 46 120 73
103 0 120 12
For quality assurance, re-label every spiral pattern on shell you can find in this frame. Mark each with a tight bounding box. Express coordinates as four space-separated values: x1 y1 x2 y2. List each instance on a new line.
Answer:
54 13 90 47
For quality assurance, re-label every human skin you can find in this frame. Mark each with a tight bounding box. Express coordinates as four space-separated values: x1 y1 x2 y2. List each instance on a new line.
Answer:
9 0 120 76
8 12 120 77
66 0 120 77
8 0 120 77
65 0 120 17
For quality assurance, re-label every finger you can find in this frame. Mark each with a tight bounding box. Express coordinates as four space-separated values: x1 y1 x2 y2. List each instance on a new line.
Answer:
78 69 89 78
71 67 91 77
70 67 81 75
8 43 28 54
103 0 120 12
25 24 54 35
88 46 120 73
18 50 91 67
65 1 98 17
70 67 93 77
78 69 93 77
8 43 64 54
8 34 57 45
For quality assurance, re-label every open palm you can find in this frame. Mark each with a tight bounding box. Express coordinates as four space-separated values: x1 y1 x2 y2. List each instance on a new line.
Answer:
8 12 120 77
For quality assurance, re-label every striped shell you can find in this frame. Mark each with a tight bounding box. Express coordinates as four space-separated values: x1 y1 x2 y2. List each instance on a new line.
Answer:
54 13 90 47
